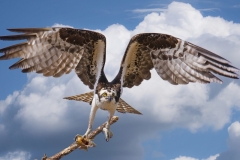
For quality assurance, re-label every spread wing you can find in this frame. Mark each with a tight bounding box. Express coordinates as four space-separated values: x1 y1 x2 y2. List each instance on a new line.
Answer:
115 33 239 88
0 28 106 89
64 91 142 115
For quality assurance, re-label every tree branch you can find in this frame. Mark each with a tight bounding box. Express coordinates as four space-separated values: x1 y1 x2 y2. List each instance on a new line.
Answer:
43 116 119 160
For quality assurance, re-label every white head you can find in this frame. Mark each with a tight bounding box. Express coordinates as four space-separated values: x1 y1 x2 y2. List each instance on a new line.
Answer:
98 87 117 103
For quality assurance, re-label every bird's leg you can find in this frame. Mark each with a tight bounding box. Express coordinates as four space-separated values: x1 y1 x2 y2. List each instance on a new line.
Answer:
83 103 98 138
102 109 115 142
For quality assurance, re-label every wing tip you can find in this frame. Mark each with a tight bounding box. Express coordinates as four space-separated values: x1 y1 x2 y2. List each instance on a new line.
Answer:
63 96 71 100
0 55 7 60
7 28 52 33
0 34 36 41
134 111 143 115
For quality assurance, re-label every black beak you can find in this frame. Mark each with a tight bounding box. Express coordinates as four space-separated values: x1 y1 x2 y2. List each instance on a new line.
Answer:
107 96 113 102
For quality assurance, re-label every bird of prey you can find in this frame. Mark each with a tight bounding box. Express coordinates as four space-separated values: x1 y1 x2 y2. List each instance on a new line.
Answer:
0 27 239 141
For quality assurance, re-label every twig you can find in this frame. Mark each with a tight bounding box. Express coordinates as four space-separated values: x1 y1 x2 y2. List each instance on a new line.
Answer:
43 116 119 160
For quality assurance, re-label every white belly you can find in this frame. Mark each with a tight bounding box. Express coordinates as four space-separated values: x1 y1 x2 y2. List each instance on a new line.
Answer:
97 100 117 111
94 95 117 112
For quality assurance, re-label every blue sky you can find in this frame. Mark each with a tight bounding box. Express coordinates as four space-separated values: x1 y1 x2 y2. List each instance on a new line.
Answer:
0 1 240 160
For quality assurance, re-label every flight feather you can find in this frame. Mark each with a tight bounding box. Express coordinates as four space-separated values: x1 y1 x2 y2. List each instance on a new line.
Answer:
0 27 106 89
115 33 239 88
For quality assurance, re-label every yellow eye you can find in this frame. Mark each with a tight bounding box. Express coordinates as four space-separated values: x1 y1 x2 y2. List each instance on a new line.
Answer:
101 93 107 97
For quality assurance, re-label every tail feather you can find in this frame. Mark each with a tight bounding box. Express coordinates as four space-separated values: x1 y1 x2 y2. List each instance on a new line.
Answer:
117 98 142 115
64 91 94 104
64 91 142 115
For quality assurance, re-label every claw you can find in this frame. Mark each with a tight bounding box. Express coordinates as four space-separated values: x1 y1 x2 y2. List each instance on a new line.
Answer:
103 128 113 142
74 134 96 151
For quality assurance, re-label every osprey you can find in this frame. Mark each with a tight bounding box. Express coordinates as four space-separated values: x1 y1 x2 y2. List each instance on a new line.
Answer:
0 28 239 141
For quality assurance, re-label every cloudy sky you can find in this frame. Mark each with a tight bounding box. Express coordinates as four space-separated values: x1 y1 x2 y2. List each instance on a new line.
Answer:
0 0 240 160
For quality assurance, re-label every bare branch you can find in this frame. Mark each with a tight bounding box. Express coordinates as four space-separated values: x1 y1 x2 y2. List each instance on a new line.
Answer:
44 116 119 160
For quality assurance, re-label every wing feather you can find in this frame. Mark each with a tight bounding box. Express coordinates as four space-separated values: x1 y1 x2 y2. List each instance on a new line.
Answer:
0 33 36 40
7 28 52 33
0 27 106 89
115 33 239 88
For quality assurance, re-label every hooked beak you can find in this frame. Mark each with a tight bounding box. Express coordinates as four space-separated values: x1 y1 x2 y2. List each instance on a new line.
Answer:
107 96 113 102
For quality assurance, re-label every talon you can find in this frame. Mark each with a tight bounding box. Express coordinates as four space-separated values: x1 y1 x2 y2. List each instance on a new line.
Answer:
83 129 91 139
103 127 113 142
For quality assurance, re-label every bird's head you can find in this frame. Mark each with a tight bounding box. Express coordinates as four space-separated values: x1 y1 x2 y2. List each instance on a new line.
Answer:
98 87 117 103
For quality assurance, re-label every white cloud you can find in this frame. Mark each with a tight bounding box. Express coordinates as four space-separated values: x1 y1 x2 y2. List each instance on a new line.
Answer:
173 156 198 160
173 154 219 160
203 154 219 160
131 4 218 14
0 151 31 160
216 121 240 160
0 72 90 136
227 121 240 151
132 8 167 13
133 2 240 39
52 23 73 28
0 91 19 115
99 24 132 79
